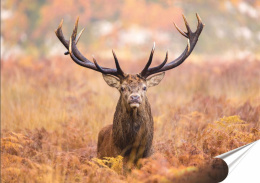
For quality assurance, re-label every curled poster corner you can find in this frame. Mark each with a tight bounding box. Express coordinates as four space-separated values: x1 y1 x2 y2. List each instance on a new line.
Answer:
215 140 260 183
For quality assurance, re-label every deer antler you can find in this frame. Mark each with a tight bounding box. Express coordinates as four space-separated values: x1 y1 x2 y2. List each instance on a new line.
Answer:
55 17 125 78
140 13 204 78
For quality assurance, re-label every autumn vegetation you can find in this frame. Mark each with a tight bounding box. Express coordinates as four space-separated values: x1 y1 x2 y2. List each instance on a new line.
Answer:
1 56 259 182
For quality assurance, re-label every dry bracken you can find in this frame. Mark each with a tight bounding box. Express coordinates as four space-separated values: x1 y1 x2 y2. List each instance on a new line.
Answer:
1 58 260 182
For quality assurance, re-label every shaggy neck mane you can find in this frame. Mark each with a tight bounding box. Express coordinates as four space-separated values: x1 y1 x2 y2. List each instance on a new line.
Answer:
112 95 154 156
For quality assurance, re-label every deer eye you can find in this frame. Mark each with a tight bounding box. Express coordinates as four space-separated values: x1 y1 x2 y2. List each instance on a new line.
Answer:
121 87 125 92
143 86 147 91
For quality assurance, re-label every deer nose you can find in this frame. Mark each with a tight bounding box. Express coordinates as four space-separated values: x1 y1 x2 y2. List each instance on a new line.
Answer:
129 94 142 108
130 95 140 101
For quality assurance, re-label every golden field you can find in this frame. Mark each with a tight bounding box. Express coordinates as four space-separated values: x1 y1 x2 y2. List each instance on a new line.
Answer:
1 57 260 182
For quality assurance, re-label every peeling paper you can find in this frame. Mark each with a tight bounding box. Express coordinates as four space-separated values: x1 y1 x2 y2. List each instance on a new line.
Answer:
216 140 260 183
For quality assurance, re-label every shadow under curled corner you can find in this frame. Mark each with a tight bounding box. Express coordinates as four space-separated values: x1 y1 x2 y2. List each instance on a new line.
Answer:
184 158 229 183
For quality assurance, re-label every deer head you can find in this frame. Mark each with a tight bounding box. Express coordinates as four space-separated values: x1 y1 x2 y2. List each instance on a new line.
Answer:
55 14 204 109
102 72 165 109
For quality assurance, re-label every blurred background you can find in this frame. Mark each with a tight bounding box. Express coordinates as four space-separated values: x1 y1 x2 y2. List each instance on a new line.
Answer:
1 0 260 62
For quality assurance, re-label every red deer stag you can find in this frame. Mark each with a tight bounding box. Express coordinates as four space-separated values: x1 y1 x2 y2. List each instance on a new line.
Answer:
55 14 204 163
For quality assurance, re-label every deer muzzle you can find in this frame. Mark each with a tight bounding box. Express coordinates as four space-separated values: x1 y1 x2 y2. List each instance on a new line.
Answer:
129 94 142 108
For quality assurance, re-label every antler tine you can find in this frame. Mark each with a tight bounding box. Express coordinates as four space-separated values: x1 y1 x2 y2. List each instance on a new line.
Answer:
76 28 85 43
140 14 204 78
64 27 85 55
195 13 205 33
68 35 104 70
68 36 95 69
182 14 192 34
72 17 79 40
92 56 105 73
147 50 168 75
140 42 155 76
187 39 190 53
112 50 124 76
173 22 188 38
196 13 203 26
55 19 69 48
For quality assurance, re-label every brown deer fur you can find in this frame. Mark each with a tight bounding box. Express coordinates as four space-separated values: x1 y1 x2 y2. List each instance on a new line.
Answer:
97 73 164 162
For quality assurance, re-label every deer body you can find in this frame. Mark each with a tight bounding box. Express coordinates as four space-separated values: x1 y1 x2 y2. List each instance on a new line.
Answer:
98 88 154 161
97 74 161 161
113 95 154 157
55 14 204 163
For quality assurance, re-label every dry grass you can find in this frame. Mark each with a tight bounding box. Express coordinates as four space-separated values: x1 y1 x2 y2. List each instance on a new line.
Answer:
1 57 260 182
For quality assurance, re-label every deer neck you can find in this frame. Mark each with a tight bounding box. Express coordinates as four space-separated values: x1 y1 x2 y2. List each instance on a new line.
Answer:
112 95 154 151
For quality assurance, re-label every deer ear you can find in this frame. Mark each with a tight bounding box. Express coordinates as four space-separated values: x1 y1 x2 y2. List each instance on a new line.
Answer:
102 74 120 89
146 72 165 87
